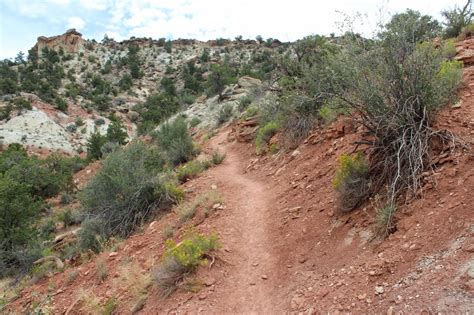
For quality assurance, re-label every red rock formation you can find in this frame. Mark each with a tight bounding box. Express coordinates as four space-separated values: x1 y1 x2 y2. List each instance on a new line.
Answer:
35 28 84 54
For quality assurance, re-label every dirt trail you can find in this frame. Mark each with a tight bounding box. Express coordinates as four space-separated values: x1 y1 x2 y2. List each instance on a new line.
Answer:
196 130 281 313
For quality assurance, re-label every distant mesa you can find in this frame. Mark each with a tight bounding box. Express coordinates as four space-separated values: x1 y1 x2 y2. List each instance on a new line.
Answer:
35 28 84 54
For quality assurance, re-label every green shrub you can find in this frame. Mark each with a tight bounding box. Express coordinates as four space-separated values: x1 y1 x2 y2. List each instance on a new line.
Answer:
119 74 133 91
237 95 252 111
94 118 105 126
86 132 107 161
189 117 201 128
217 104 233 125
321 11 463 230
176 160 205 183
60 193 73 205
255 121 279 154
459 22 474 38
137 93 180 135
333 153 369 212
55 97 68 112
207 62 237 99
200 48 210 62
442 1 473 38
0 173 43 276
161 77 176 96
210 151 225 165
79 141 177 240
154 117 196 166
56 208 76 226
13 98 32 111
153 232 219 296
164 40 172 53
77 218 103 253
75 117 84 127
318 99 349 125
436 60 463 105
106 120 128 145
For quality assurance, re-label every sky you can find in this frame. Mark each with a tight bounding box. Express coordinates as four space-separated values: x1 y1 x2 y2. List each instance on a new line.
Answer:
0 0 468 59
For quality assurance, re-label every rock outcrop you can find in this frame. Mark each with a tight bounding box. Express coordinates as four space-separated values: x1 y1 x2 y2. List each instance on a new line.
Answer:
35 28 84 54
455 37 474 65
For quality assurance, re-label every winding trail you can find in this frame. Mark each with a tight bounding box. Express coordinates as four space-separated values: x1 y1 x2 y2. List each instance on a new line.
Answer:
197 130 281 313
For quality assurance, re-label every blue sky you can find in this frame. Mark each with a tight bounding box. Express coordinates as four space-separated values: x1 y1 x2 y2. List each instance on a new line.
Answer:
0 0 468 59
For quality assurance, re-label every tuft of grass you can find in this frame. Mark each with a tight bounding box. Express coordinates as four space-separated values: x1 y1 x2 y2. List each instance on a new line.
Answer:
189 117 201 128
95 259 108 283
102 297 117 315
76 289 102 314
163 225 175 239
255 121 279 154
210 151 226 165
176 161 205 183
373 196 397 237
176 191 222 223
113 262 151 312
64 269 79 286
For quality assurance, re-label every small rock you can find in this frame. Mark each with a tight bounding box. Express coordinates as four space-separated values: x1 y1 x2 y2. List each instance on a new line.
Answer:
198 293 207 300
291 150 301 158
149 221 157 228
467 265 474 279
249 281 256 286
298 257 308 264
211 184 217 190
261 275 268 280
452 100 462 108
358 293 367 300
375 286 385 295
387 306 395 315
204 277 216 286
319 288 329 297
109 252 118 258
252 262 259 267
290 295 305 310
462 241 474 253
409 244 420 250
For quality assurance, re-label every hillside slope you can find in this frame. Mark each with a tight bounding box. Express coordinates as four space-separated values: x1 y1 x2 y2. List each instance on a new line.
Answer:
6 38 474 314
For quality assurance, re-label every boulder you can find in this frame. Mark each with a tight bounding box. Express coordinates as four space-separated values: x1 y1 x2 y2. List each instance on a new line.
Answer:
238 76 262 89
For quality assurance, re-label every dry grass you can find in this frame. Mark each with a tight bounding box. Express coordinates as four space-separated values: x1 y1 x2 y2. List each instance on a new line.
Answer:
64 269 79 286
176 190 222 223
75 289 102 314
95 259 108 283
113 261 152 312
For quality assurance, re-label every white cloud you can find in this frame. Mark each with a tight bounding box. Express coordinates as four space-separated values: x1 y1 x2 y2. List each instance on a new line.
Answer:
48 0 70 5
103 0 467 42
79 0 109 11
67 16 86 30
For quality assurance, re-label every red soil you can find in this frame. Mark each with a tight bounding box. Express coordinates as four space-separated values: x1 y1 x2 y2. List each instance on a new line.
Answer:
6 40 474 314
